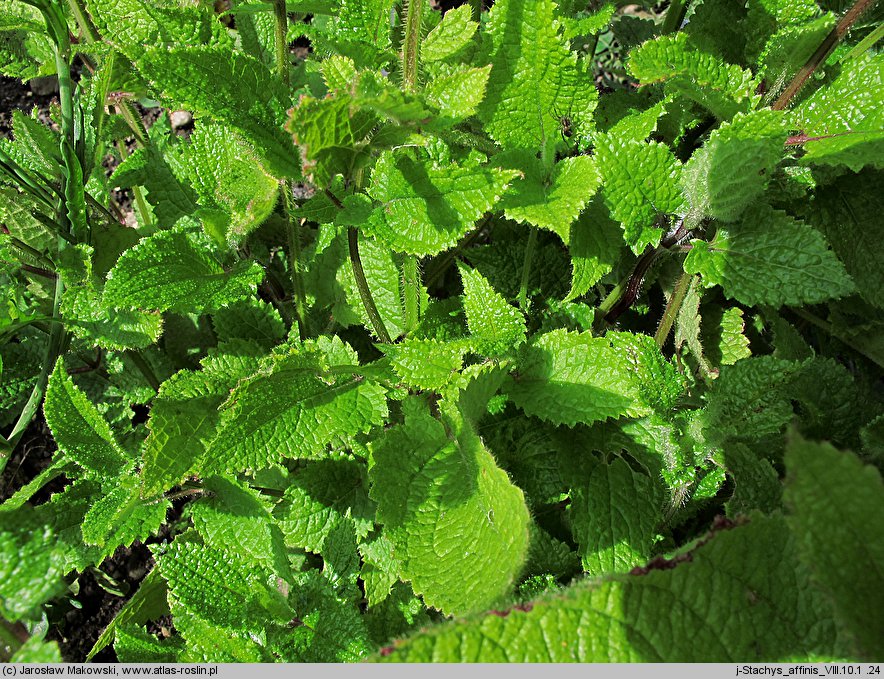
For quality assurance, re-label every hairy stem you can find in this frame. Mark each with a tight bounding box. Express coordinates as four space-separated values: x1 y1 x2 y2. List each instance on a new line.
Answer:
424 215 491 289
654 271 692 348
5 234 56 271
125 349 161 393
772 0 876 110
790 307 884 369
517 227 538 310
115 140 151 228
3 276 67 468
661 0 689 35
841 21 884 63
283 183 309 340
402 257 421 334
66 0 101 42
272 0 290 85
469 0 482 21
401 0 423 94
348 227 393 344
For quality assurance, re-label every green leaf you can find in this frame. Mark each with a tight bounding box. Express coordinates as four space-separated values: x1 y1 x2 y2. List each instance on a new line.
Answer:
808 169 884 309
103 229 264 313
274 457 375 553
595 135 683 253
335 234 408 340
373 515 837 661
565 198 622 301
682 110 788 222
190 476 292 581
478 0 597 152
379 338 467 391
211 299 286 349
0 507 66 622
85 0 224 61
359 533 401 608
110 117 198 228
706 307 752 366
607 331 685 415
87 569 171 660
287 93 376 187
723 442 782 515
788 358 863 450
178 121 280 244
459 264 526 356
568 455 663 575
424 64 492 120
704 355 801 443
505 329 645 427
683 0 747 65
0 186 56 254
674 275 714 378
60 247 163 351
759 14 836 95
43 361 131 479
205 337 388 472
684 205 855 306
139 47 299 178
499 154 600 242
114 624 183 663
140 369 230 496
271 570 371 662
364 581 431 647
563 4 616 40
792 53 884 172
0 24 54 81
422 5 477 62
784 434 884 660
174 608 270 662
10 637 62 663
0 337 44 426
156 539 292 632
367 150 518 256
744 0 819 60
369 398 530 616
627 33 758 120
81 473 170 557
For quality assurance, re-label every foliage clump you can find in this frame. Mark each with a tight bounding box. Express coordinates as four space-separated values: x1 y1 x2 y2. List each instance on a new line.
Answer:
1 0 882 663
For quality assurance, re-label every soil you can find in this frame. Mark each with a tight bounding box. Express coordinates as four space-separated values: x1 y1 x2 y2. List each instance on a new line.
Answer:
0 74 58 139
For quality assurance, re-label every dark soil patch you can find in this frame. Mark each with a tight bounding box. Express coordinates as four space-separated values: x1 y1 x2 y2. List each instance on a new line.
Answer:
0 415 65 505
0 74 58 139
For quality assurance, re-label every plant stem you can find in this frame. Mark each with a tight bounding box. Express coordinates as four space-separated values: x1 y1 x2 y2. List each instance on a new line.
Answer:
468 0 482 22
402 257 420 334
5 234 55 270
348 227 392 344
841 21 884 63
401 0 423 94
283 184 308 340
790 307 884 369
21 264 57 280
517 227 538 310
125 349 161 392
424 215 491 288
115 140 151 228
654 271 691 348
0 619 28 661
272 0 290 85
3 276 67 467
397 0 425 332
661 0 689 35
66 0 101 42
772 0 876 110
